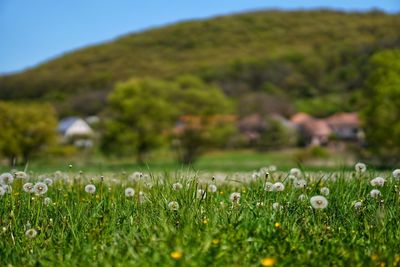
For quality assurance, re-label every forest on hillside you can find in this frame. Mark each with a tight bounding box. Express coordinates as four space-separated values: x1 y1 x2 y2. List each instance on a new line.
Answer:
0 10 399 117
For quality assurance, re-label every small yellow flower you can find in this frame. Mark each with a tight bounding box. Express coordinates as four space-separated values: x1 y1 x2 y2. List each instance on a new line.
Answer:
261 257 276 266
371 254 379 261
170 251 183 260
203 219 209 225
274 222 281 229
212 239 220 245
219 191 224 195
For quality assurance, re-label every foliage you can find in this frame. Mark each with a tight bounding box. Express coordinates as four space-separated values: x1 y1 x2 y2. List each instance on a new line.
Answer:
0 102 57 165
256 117 298 151
0 10 399 116
1 167 400 266
361 49 400 165
101 79 178 163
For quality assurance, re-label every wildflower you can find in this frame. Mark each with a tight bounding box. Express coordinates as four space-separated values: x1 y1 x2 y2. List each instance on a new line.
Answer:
33 182 48 195
264 182 274 191
320 187 330 196
197 189 206 200
256 202 265 208
23 183 34 193
25 228 37 239
125 187 135 197
294 179 307 189
370 189 381 198
208 184 217 193
14 171 28 180
290 168 301 178
274 222 281 229
261 257 276 267
268 165 277 172
0 186 5 196
229 192 241 204
354 201 362 210
393 169 400 180
310 195 328 209
44 178 53 186
138 191 146 203
370 177 385 187
272 202 281 211
168 201 179 211
44 197 52 206
85 184 96 194
0 173 14 185
172 182 183 191
298 194 307 201
355 162 366 173
211 239 220 245
272 182 285 192
170 251 183 260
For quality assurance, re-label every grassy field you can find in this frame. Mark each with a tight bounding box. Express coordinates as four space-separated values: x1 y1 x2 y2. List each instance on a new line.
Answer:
1 164 400 266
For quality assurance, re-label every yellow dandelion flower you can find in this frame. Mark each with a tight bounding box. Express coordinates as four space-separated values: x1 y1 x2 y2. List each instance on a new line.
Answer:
371 254 379 261
261 257 276 267
203 219 209 225
274 222 281 229
219 191 224 195
170 251 183 260
212 239 220 245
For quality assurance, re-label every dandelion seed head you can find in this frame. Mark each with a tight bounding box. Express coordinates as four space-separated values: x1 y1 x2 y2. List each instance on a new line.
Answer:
44 197 52 206
44 178 53 186
0 173 14 185
264 182 274 192
354 201 362 210
208 184 217 193
290 168 301 178
294 179 307 189
272 202 281 211
168 201 179 211
370 189 381 198
85 184 96 194
320 187 330 196
370 177 385 187
310 195 328 209
393 169 400 180
23 183 34 193
172 182 183 191
33 182 48 195
14 171 28 180
25 228 37 239
355 162 366 173
272 182 285 192
229 192 241 204
197 189 206 200
125 187 135 197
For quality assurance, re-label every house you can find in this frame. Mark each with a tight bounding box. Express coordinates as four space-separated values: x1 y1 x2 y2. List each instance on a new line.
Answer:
58 117 94 148
238 114 267 143
290 112 363 146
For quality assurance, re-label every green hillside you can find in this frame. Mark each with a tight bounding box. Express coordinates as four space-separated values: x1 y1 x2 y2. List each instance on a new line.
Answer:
0 10 399 115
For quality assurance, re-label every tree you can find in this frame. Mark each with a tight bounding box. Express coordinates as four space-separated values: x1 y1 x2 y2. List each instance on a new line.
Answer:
101 79 178 164
172 76 236 164
0 102 57 165
361 49 400 165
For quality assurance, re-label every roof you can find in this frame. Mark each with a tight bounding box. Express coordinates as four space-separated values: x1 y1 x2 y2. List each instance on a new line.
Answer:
326 112 359 126
290 112 313 125
58 117 80 134
302 119 332 136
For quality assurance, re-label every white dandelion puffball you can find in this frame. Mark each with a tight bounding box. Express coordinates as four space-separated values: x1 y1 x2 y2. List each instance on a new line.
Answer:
294 179 307 189
0 173 14 185
197 189 206 200
229 192 241 204
33 182 48 195
264 182 274 192
14 171 28 180
290 168 301 178
272 182 285 192
272 202 281 211
125 188 135 197
168 201 179 211
310 195 328 209
370 189 381 198
25 228 38 239
370 177 385 187
354 201 362 210
44 197 52 206
0 186 5 196
268 165 277 172
44 178 53 186
208 184 217 193
320 187 330 196
298 194 307 201
355 162 366 173
172 183 183 191
252 172 260 179
85 184 96 194
23 183 34 193
393 169 400 180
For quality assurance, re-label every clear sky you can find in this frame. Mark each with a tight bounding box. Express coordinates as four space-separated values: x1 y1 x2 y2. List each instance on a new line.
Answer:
0 0 399 74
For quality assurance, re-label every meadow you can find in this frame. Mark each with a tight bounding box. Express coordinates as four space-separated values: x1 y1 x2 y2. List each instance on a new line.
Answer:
1 162 400 266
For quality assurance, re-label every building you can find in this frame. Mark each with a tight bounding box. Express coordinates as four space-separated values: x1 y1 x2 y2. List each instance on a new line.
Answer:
58 117 94 148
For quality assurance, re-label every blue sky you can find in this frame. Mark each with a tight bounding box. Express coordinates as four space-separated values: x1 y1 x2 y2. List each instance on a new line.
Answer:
0 0 399 74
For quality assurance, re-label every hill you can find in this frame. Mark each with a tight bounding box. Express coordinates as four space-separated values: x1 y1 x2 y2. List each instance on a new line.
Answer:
0 10 399 116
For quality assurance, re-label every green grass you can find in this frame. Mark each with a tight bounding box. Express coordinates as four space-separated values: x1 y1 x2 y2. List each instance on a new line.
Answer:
1 167 400 266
